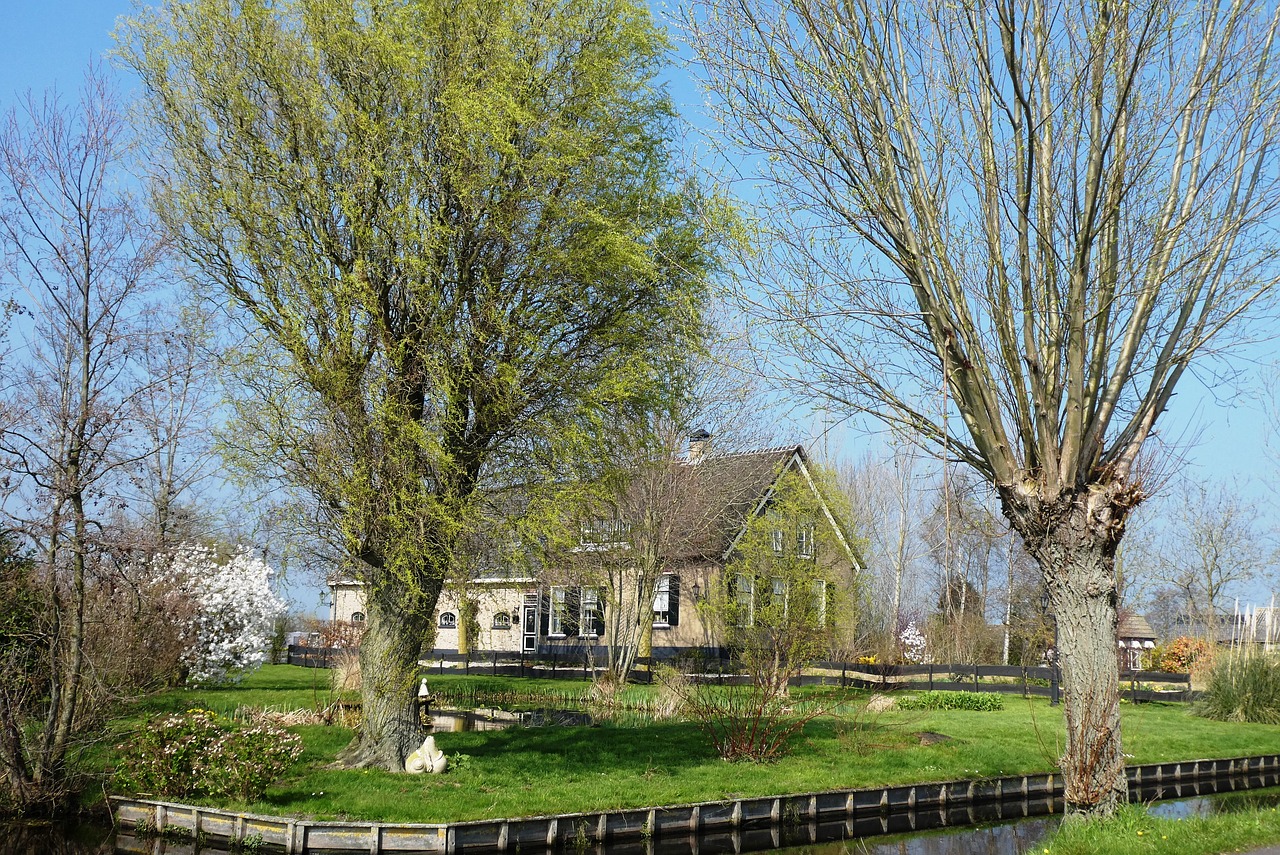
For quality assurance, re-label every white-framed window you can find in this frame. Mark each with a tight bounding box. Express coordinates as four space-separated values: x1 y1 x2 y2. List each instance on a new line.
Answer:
770 576 788 619
549 586 569 636
811 579 827 626
492 612 512 629
771 529 785 554
580 587 601 637
653 574 680 627
438 612 457 629
351 611 365 623
735 573 755 626
797 523 815 558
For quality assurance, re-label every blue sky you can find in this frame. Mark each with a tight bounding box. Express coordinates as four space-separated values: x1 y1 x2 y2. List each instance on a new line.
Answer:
3 2 1277 611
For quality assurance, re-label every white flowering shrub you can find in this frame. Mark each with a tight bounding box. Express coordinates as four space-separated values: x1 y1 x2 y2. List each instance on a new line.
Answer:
899 621 930 664
166 544 287 685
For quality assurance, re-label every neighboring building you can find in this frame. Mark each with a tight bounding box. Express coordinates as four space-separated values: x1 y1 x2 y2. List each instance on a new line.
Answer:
1152 605 1280 649
1117 614 1157 670
328 433 861 659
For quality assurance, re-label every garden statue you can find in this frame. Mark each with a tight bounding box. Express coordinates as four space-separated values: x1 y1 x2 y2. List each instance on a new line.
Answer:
405 734 447 774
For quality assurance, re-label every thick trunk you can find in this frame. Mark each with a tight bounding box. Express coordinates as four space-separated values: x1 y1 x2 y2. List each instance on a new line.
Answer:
1001 484 1133 818
338 588 431 770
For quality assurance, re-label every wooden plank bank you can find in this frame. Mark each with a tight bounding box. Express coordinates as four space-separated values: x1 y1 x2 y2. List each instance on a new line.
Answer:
112 753 1280 855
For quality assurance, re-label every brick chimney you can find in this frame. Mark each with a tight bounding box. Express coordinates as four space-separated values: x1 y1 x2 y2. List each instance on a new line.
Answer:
688 428 712 463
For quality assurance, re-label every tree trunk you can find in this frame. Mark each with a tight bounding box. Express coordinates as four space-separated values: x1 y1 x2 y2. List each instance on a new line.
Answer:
338 587 431 770
457 596 473 656
1001 485 1131 818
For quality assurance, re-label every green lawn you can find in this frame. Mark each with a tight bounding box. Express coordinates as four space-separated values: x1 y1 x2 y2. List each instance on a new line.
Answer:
105 665 1280 831
1043 801 1280 855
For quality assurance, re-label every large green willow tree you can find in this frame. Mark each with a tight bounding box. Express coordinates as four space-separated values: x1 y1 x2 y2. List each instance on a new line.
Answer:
122 0 718 769
690 0 1280 817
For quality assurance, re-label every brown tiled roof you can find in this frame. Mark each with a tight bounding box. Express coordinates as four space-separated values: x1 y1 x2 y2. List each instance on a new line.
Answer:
664 445 805 563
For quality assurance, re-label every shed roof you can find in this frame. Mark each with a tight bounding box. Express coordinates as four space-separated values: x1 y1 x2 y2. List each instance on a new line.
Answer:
1118 614 1157 641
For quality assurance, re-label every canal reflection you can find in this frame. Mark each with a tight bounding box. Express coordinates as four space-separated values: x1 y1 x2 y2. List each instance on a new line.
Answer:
427 708 593 731
0 820 112 855
8 783 1280 855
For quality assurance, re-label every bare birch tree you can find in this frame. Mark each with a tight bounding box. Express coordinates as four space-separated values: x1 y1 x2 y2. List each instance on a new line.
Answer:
689 0 1280 816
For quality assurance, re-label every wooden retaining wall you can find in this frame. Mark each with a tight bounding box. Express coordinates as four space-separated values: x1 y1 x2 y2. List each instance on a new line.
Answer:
112 754 1280 854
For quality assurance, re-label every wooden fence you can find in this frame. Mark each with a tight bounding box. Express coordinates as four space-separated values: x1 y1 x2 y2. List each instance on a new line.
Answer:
286 646 1193 702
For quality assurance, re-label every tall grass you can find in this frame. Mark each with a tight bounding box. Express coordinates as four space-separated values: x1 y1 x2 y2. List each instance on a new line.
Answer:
1195 650 1280 725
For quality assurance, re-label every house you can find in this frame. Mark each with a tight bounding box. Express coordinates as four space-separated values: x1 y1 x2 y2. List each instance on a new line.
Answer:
327 432 862 660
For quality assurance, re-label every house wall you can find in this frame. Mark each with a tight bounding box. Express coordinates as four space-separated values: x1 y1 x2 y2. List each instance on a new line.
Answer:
326 560 857 660
432 585 529 653
330 581 365 624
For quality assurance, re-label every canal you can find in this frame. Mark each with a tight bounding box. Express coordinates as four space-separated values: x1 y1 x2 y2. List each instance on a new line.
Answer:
9 785 1280 855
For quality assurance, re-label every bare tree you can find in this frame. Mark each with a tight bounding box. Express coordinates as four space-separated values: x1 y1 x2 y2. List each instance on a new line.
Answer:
838 443 939 654
1140 478 1273 640
127 303 221 554
0 69 170 811
689 0 1280 816
552 350 780 682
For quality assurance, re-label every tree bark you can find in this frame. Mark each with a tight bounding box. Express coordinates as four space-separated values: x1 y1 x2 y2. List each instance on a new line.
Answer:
1001 484 1132 816
338 587 431 770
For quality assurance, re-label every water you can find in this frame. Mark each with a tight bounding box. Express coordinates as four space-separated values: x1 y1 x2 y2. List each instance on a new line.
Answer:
10 784 1280 854
427 707 593 731
0 819 112 855
1148 785 1280 819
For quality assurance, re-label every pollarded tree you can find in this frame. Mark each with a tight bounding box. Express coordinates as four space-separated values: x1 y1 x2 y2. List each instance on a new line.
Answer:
122 0 720 770
690 0 1280 816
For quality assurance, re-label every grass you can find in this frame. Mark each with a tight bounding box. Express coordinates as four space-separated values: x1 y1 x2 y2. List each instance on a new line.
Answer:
102 665 1280 829
1044 801 1280 854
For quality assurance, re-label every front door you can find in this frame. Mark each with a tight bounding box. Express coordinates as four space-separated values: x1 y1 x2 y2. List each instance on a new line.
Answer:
522 594 538 653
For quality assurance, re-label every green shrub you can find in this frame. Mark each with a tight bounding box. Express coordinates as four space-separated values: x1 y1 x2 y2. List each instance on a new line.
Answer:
115 709 302 801
1194 651 1280 725
897 691 1003 712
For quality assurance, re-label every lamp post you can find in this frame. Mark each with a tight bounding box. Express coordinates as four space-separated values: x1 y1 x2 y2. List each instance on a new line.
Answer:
1039 589 1060 707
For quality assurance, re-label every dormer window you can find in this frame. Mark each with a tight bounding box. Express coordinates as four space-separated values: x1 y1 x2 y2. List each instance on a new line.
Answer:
580 516 631 545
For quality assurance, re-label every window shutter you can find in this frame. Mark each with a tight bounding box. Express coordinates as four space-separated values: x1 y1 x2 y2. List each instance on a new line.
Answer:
539 591 550 636
668 575 680 626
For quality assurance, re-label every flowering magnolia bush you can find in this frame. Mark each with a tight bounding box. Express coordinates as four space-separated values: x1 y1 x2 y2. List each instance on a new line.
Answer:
899 622 929 664
114 709 302 802
165 544 287 685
